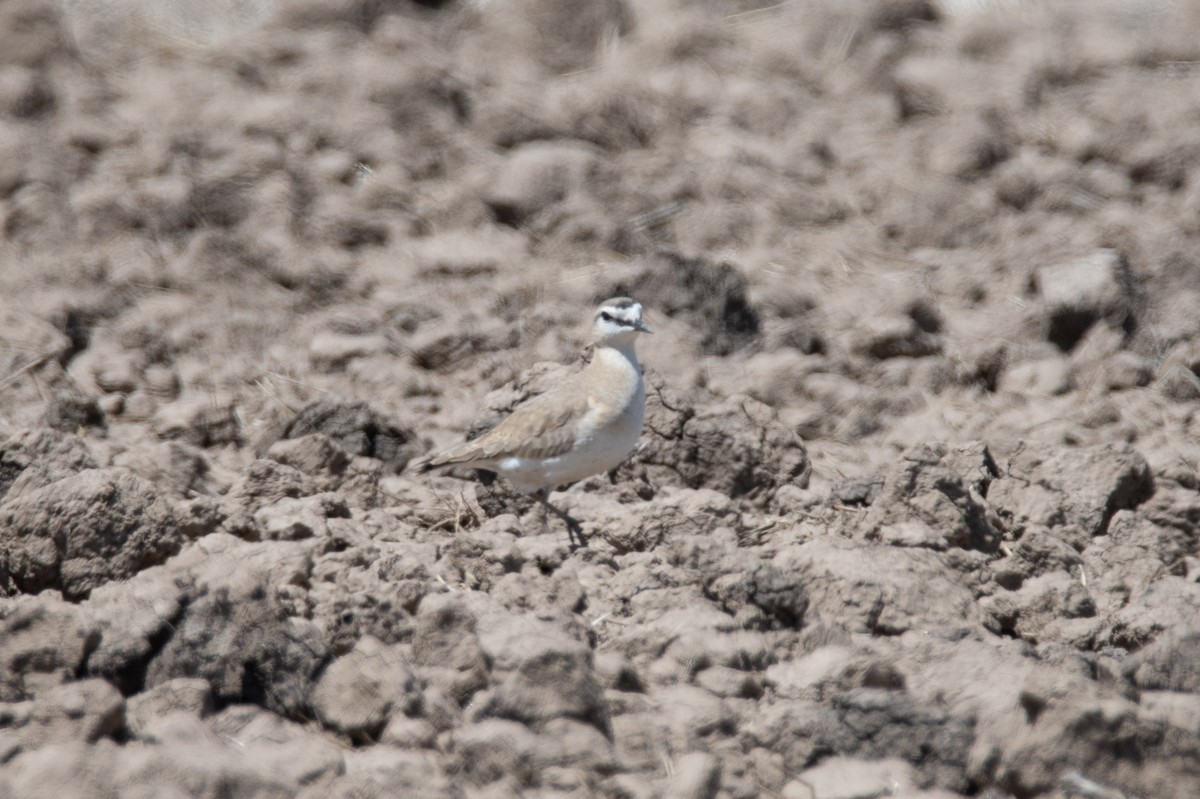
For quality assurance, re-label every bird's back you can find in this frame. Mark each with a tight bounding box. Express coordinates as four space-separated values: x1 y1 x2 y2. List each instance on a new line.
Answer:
418 344 644 492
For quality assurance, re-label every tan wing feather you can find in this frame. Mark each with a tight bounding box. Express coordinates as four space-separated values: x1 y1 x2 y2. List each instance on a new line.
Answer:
421 388 589 469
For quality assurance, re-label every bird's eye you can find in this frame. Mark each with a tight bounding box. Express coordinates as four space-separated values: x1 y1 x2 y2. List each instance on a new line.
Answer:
600 311 613 322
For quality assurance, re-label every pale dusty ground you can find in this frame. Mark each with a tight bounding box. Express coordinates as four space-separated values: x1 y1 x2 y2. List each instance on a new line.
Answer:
2 1 1200 797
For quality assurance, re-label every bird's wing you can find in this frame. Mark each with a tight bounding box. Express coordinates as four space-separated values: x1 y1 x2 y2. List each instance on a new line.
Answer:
420 387 590 469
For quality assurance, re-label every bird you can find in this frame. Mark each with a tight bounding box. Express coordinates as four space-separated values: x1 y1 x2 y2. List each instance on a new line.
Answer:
416 297 653 545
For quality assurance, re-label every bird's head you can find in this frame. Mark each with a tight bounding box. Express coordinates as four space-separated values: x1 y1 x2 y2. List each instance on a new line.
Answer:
591 297 652 346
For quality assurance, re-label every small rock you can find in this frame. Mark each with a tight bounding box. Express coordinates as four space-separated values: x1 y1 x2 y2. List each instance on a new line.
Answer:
254 493 350 541
654 684 735 744
755 689 973 789
630 391 810 507
270 399 419 473
989 526 1082 590
265 433 351 477
0 311 70 378
223 458 317 511
43 387 105 432
0 66 54 118
334 746 452 794
311 635 416 741
144 556 329 719
694 665 763 699
515 0 632 74
0 427 96 504
410 323 513 372
94 357 139 394
452 716 616 788
831 475 884 508
1126 623 1200 693
987 442 1153 539
1154 342 1200 401
774 538 977 634
208 704 345 786
1035 249 1134 351
664 751 721 799
0 599 99 702
121 391 158 420
411 229 525 278
176 495 225 539
125 678 213 740
112 441 211 498
1085 509 1197 622
0 679 124 756
451 718 541 786
860 442 1002 552
0 737 295 799
1138 691 1200 735
1104 351 1154 390
794 756 917 799
593 651 643 692
97 394 124 416
929 111 1011 179
851 314 942 359
309 331 387 372
485 141 602 226
82 573 187 694
1000 356 1073 396
708 559 809 629
380 716 437 749
766 646 856 701
142 364 181 398
153 396 240 447
411 593 490 704
981 571 1096 641
474 612 608 733
0 468 182 600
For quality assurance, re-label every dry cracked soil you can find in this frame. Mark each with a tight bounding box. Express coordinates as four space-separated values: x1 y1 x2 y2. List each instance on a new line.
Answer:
2 0 1200 797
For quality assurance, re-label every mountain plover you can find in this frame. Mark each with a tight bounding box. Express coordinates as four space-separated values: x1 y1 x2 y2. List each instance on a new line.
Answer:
418 297 652 544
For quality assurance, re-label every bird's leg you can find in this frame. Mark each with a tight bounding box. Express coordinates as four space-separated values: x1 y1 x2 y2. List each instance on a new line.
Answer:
534 488 586 547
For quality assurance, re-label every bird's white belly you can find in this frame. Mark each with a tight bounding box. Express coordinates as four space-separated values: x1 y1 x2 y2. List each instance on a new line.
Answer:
498 386 645 494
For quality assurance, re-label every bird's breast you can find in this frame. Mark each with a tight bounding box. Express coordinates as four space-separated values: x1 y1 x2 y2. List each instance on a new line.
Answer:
498 346 646 493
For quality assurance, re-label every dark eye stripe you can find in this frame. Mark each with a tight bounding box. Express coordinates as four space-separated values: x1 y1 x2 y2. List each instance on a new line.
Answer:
598 310 638 327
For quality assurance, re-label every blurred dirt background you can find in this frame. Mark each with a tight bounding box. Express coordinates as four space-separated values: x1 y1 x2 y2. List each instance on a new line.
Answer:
2 0 1200 796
